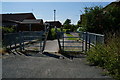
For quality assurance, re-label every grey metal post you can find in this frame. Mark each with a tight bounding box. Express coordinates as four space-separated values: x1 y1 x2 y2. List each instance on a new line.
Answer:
63 32 64 51
102 35 104 44
21 32 24 50
40 37 42 52
15 43 17 51
85 32 88 52
88 33 91 49
57 32 62 52
19 32 22 51
42 31 49 52
95 35 97 45
29 24 31 31
54 10 56 21
82 32 84 52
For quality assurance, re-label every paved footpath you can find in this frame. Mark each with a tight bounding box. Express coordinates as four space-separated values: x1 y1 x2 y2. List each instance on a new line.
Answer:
44 40 59 53
2 54 112 78
2 40 113 79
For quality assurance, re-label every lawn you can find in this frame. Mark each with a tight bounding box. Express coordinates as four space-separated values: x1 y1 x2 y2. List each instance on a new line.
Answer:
65 33 79 40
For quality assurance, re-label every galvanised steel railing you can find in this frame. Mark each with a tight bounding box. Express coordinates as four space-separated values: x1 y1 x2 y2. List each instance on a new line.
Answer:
3 31 47 52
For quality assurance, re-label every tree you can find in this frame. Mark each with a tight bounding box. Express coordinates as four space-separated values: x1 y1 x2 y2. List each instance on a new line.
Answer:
80 5 120 34
63 19 71 25
63 19 71 29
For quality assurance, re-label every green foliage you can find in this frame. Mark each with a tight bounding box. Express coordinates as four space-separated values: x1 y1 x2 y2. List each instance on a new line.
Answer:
63 19 78 31
63 19 71 29
71 24 78 32
47 28 62 40
51 28 57 39
80 5 120 34
87 34 120 79
1 26 16 33
63 19 71 25
62 29 70 32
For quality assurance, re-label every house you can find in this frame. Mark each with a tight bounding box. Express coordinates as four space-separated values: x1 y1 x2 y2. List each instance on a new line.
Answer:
19 19 44 31
102 1 120 12
2 13 36 26
1 13 44 32
45 21 62 28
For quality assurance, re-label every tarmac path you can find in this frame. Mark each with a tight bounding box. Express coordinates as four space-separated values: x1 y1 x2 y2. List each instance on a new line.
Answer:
2 54 112 78
2 39 113 79
44 40 59 53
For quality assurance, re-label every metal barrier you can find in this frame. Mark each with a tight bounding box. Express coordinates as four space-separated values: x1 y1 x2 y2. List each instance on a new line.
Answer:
57 31 104 52
78 31 104 51
57 32 84 52
3 31 47 52
3 32 23 50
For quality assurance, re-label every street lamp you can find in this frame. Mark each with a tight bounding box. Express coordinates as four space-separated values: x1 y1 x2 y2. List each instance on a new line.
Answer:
54 10 56 21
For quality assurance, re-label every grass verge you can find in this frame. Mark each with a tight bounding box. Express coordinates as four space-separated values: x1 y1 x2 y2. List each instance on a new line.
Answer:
65 33 79 40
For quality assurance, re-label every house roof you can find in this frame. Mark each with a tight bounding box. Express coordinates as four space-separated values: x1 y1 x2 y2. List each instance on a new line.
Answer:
45 21 62 27
45 21 61 23
2 13 36 22
45 21 62 25
20 19 43 24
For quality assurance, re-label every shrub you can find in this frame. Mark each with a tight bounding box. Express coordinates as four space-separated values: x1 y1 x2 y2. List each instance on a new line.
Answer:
87 35 120 79
0 26 16 33
80 5 120 34
47 28 62 40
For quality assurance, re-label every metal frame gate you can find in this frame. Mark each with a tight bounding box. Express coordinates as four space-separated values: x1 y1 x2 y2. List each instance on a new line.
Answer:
57 31 104 53
57 32 84 52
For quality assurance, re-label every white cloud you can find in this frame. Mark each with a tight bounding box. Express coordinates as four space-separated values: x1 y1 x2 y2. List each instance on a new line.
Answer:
2 0 116 2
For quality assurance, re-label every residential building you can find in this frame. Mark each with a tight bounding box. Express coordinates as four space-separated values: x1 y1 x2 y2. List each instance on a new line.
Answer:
1 13 44 32
45 21 62 28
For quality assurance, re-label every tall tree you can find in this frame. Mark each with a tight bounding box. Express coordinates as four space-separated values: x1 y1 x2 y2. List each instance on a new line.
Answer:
63 19 71 29
80 5 120 34
63 19 71 25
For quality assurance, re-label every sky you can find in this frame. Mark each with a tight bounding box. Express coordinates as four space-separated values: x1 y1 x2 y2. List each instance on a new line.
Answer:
1 2 114 24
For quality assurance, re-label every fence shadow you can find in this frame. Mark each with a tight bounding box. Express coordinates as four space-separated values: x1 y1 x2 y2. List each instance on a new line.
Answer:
42 52 60 59
61 51 86 59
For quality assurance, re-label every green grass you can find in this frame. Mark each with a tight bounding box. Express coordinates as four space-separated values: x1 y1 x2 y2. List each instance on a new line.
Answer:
65 33 79 40
62 29 71 32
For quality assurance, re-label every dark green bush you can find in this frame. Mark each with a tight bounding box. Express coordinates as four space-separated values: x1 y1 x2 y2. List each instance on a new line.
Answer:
1 26 16 33
47 28 61 40
80 5 120 34
87 35 120 79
